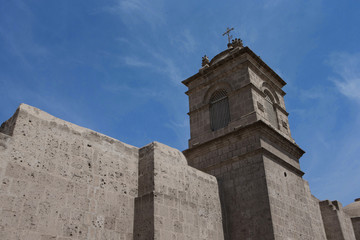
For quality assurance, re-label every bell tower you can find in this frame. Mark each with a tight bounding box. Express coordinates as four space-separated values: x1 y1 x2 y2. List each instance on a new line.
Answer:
182 37 326 239
183 38 292 149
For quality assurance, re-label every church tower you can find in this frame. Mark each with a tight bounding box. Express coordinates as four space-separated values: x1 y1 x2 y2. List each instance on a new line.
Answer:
182 37 327 239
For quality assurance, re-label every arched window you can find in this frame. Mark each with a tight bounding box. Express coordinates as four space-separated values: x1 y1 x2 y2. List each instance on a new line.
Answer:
264 90 278 128
209 89 231 131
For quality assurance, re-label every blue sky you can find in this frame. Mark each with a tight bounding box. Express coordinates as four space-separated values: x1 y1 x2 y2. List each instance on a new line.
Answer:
1 0 359 206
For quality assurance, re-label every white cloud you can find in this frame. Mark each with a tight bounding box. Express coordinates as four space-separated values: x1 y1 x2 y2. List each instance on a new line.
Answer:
121 51 183 84
165 119 189 150
105 0 165 28
170 29 197 53
115 37 130 44
123 56 153 68
102 83 161 98
263 0 284 9
328 52 360 102
157 56 183 84
298 86 328 101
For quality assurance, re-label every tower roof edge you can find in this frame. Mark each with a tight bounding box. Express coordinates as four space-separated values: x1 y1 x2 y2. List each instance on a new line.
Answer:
182 46 287 87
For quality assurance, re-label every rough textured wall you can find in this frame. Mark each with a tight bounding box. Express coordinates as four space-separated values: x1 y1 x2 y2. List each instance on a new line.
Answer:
184 130 276 240
185 55 256 148
263 156 327 239
0 104 139 240
304 184 328 240
320 200 356 240
351 217 360 240
343 199 360 240
248 64 291 140
339 204 357 240
135 142 224 240
218 153 274 240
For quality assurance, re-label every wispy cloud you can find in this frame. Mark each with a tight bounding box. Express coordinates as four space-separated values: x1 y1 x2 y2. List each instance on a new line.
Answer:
327 52 360 102
165 119 189 150
155 55 183 83
120 51 183 84
0 76 92 131
170 29 197 53
102 82 162 98
291 65 360 204
263 0 285 9
0 1 49 69
298 86 328 101
123 56 153 68
104 0 165 28
0 26 31 68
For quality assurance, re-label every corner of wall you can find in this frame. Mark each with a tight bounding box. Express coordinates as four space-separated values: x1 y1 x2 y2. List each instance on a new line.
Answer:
0 106 20 136
320 199 357 240
135 141 224 240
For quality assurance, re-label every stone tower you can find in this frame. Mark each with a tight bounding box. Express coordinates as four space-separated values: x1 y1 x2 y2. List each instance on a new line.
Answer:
182 39 327 239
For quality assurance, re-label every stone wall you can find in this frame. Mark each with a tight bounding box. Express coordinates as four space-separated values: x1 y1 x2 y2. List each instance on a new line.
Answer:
218 153 274 239
135 142 224 240
0 104 139 240
0 104 224 240
185 52 257 148
183 118 331 240
320 200 356 240
304 185 328 240
351 217 360 240
248 67 291 139
184 128 276 239
263 155 327 239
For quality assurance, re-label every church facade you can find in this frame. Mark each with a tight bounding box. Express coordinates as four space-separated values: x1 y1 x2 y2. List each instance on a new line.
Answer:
0 40 359 239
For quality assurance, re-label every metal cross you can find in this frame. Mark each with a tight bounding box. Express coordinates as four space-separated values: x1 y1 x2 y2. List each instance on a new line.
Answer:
222 27 234 44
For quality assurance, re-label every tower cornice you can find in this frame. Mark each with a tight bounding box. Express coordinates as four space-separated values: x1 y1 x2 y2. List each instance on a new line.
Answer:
184 120 305 159
182 46 286 87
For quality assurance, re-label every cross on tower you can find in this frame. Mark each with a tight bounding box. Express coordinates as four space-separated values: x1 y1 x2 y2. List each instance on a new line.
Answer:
222 27 234 44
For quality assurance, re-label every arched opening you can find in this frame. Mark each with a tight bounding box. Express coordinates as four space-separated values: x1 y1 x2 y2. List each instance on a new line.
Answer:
264 90 278 128
209 89 231 131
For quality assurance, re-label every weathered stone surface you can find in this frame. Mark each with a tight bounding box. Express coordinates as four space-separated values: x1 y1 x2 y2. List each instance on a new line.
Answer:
134 142 224 240
343 199 360 240
320 200 356 240
1 44 358 240
182 45 355 239
351 217 360 240
344 199 360 218
0 104 224 240
0 104 139 239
